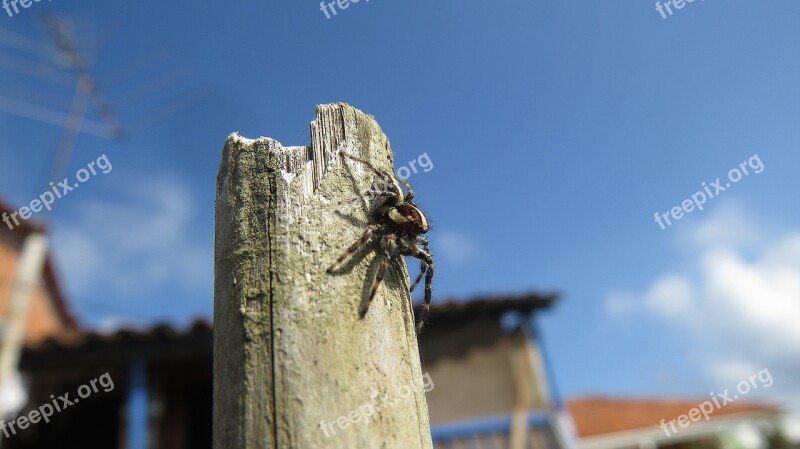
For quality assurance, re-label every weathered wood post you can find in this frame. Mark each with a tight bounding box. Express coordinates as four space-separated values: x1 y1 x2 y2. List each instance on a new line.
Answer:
214 103 433 449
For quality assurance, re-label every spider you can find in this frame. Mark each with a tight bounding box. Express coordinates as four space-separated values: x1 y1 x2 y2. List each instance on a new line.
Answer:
327 152 434 333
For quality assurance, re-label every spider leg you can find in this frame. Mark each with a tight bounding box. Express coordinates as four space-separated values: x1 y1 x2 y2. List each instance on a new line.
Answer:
409 249 434 333
361 253 390 317
340 152 403 199
327 224 379 273
397 176 415 202
418 237 431 253
409 237 430 292
333 190 399 210
410 262 427 293
363 189 400 205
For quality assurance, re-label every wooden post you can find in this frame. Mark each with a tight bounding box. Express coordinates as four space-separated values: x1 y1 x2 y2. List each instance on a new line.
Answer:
214 103 433 449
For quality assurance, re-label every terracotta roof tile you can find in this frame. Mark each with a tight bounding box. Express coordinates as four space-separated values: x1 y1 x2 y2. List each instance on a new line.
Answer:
567 396 782 438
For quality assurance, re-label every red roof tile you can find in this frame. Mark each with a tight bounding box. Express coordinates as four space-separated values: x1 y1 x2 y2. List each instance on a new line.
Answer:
567 396 782 438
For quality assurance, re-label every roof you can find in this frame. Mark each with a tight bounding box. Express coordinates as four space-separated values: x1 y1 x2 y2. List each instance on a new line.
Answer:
0 198 46 235
36 319 214 349
21 319 213 368
0 198 78 329
567 396 783 439
23 292 557 367
419 292 558 325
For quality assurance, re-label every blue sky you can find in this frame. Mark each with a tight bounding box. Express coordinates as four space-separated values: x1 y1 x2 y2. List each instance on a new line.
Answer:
1 0 800 416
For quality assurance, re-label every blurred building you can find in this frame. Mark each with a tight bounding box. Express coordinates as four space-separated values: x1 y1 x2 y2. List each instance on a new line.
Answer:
418 295 576 449
18 320 212 449
13 294 565 449
0 198 787 449
13 289 786 449
0 199 77 344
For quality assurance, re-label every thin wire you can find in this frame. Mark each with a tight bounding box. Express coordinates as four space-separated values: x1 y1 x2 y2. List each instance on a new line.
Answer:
0 95 110 138
0 27 59 60
0 84 74 107
0 49 72 87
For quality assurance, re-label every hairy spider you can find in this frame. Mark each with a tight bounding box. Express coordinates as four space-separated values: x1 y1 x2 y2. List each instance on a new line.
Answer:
327 152 434 333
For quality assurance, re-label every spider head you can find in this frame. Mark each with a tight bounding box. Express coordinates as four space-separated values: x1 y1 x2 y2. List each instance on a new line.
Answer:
388 203 429 235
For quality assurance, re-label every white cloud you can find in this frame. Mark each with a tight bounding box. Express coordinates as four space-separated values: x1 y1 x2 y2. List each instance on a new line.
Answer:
51 174 212 321
642 274 695 320
687 201 764 251
435 230 478 264
708 358 762 387
606 203 800 411
604 292 637 318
